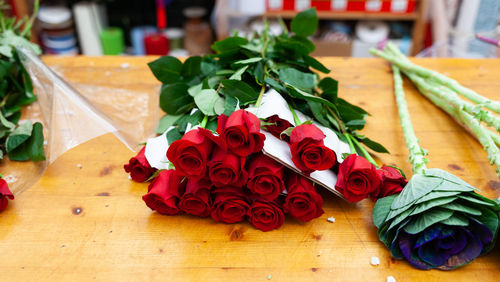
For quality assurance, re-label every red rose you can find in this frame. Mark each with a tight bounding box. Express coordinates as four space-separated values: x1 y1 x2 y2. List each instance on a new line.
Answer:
208 145 248 187
335 154 381 203
283 173 324 222
211 186 250 223
179 178 212 217
374 166 407 199
246 153 285 201
124 147 157 182
264 114 292 142
142 169 186 215
167 128 217 181
289 124 337 174
217 109 265 157
0 178 14 212
247 200 285 232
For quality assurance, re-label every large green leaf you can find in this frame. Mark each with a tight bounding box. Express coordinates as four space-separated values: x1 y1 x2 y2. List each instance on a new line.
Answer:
307 101 329 127
229 65 248 80
424 168 477 190
223 94 239 116
221 79 258 104
391 174 444 210
279 68 316 90
388 206 416 231
148 56 183 84
414 190 461 205
159 83 194 115
403 208 454 234
409 196 457 216
372 194 397 229
194 89 219 116
443 201 482 216
6 120 33 153
357 136 389 153
291 8 318 37
459 194 495 207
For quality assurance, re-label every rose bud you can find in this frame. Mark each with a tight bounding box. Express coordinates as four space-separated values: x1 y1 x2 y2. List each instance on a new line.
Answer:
124 147 157 182
335 154 381 203
246 153 285 201
211 186 250 223
167 128 218 181
374 166 407 199
142 169 186 215
207 145 248 188
283 173 324 222
289 124 337 174
247 200 285 232
264 114 292 142
179 178 212 217
0 178 14 212
217 109 265 157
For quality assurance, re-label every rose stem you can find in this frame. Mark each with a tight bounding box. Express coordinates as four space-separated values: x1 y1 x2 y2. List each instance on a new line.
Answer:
370 44 500 114
379 45 500 132
255 21 271 108
287 103 302 126
200 115 208 128
408 79 500 177
344 133 357 155
350 135 379 168
392 65 428 175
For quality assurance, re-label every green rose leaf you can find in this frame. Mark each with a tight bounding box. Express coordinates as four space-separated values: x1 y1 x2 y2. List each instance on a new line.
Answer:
194 89 220 116
211 36 248 53
160 83 194 115
148 56 183 84
221 79 258 104
181 56 202 78
229 65 248 80
303 55 330 73
279 68 316 90
291 8 318 37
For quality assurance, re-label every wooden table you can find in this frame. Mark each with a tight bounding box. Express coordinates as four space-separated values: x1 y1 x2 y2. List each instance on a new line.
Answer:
1 57 499 281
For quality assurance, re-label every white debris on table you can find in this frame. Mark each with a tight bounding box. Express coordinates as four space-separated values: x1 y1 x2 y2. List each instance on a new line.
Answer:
387 276 396 282
370 256 380 266
327 217 336 223
121 63 130 69
76 163 82 169
267 274 272 280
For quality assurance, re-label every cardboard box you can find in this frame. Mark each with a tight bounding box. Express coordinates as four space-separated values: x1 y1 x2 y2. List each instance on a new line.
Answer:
311 40 352 56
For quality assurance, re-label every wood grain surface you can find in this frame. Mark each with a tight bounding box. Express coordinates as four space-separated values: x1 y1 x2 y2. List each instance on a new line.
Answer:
1 56 499 281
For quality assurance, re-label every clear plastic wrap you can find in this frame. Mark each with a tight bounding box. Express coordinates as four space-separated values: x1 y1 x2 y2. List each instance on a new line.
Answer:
0 48 158 194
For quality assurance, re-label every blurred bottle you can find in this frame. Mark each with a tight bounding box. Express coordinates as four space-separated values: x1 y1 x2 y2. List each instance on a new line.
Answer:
183 7 213 55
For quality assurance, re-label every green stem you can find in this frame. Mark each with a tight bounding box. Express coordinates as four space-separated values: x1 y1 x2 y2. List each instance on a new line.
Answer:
255 83 266 108
371 44 500 114
344 133 356 154
350 135 379 168
392 65 428 175
288 104 302 125
421 88 500 177
200 115 208 128
402 70 500 132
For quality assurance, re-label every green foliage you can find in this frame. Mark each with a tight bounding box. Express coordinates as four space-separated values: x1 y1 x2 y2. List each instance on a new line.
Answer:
0 1 45 161
147 8 382 151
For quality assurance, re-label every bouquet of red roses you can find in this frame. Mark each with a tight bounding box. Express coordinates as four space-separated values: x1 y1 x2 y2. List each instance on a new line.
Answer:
124 8 406 231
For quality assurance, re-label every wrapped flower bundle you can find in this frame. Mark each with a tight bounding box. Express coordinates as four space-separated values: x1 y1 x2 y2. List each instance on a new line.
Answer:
124 8 405 231
372 66 500 270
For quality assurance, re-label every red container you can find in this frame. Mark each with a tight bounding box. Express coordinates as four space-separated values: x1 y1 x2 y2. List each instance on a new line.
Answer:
144 33 169 55
266 0 417 14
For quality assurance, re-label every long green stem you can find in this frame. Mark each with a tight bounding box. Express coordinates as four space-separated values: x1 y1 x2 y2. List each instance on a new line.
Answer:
371 44 500 114
403 70 500 132
344 133 356 154
392 65 428 175
421 88 500 177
